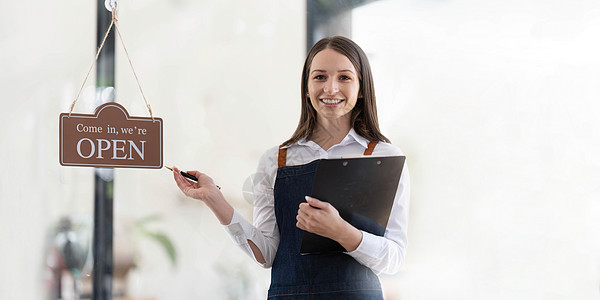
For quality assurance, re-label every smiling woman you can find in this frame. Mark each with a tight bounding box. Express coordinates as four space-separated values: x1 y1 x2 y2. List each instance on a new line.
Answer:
171 36 410 300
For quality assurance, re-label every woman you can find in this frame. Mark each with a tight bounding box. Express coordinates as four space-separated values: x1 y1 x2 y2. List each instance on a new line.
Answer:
173 36 410 299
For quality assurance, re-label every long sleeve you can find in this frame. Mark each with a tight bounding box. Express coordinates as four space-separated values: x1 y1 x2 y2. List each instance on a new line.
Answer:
223 147 280 268
346 162 410 275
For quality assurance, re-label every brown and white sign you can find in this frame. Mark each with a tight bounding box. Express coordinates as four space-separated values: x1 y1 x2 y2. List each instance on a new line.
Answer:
60 102 163 168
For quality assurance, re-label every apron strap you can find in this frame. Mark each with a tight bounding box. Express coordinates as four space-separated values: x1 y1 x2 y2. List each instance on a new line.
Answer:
278 140 378 168
278 145 287 168
363 141 378 156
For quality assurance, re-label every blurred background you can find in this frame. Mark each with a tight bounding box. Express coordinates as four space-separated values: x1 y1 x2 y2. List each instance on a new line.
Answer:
1 0 599 299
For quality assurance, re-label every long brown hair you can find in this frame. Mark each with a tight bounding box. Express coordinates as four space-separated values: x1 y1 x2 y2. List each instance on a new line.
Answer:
282 36 390 146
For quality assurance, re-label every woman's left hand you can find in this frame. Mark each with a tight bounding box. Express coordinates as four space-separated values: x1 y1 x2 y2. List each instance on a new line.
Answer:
296 196 363 251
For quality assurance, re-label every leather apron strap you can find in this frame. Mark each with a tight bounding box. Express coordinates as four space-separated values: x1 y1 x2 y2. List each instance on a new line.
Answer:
277 145 287 168
277 140 378 168
364 140 378 156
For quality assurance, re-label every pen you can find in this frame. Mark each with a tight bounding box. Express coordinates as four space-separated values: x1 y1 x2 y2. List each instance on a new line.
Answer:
165 166 221 190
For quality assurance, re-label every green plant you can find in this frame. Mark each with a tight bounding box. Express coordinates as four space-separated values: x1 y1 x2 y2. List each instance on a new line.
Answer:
133 214 177 268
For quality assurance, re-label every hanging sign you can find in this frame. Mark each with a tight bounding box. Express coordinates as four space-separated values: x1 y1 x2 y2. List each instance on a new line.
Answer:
60 102 163 168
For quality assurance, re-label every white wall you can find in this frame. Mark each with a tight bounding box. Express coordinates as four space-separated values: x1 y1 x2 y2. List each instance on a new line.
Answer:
354 0 600 299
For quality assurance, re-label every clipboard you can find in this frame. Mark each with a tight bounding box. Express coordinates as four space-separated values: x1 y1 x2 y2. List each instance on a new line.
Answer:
300 155 406 255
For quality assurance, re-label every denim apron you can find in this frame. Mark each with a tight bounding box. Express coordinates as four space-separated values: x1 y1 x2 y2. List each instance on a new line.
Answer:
267 142 384 300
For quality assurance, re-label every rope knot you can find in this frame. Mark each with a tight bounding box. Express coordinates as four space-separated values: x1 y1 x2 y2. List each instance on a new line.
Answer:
111 9 118 22
147 104 155 122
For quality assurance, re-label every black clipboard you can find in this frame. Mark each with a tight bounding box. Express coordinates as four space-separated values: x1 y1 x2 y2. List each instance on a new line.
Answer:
300 155 406 255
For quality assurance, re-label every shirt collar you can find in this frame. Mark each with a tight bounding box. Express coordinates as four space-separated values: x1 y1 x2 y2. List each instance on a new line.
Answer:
346 128 370 149
282 128 370 150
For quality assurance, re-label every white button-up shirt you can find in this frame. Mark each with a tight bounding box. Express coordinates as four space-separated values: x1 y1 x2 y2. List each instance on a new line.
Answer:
224 128 410 275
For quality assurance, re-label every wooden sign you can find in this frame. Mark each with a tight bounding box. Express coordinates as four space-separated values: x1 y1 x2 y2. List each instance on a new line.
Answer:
60 102 163 168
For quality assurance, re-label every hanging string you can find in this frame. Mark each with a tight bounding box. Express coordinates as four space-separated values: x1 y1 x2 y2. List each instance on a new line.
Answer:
69 8 155 122
113 14 154 121
68 11 115 117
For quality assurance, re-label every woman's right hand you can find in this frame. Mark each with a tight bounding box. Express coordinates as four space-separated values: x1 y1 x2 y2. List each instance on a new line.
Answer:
172 167 234 225
172 167 221 202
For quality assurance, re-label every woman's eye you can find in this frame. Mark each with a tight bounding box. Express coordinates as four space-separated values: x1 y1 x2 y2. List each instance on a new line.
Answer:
340 75 351 81
314 75 326 80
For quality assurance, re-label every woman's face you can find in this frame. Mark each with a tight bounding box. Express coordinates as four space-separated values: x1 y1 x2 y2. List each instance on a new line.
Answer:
307 48 360 122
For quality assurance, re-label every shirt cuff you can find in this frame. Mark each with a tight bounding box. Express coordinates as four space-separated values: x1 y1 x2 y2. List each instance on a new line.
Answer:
223 210 252 246
346 230 380 262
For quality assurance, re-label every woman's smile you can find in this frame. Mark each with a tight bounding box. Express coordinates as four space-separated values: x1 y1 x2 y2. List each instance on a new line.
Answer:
320 98 345 106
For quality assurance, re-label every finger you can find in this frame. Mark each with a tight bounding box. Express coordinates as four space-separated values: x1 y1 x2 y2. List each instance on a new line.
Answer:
305 196 327 209
298 204 317 221
173 167 194 185
172 167 182 182
174 174 188 192
297 205 314 221
296 215 307 231
297 208 310 222
298 202 311 211
185 170 202 177
173 167 186 183
297 207 321 229
173 168 191 191
172 166 183 181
